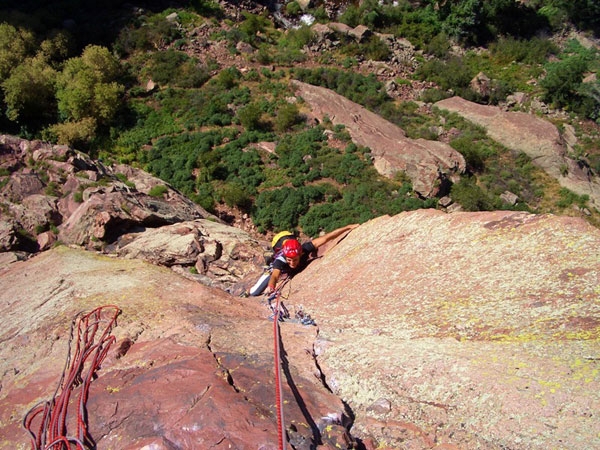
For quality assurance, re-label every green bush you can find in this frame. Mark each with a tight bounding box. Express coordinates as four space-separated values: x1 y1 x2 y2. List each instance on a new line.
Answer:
237 102 265 131
274 102 301 132
252 186 312 232
220 182 252 209
489 36 558 65
540 41 598 119
426 32 452 58
556 188 589 209
451 177 494 211
285 1 302 17
450 135 497 173
416 56 475 93
114 14 182 56
293 68 389 110
146 50 211 88
148 184 169 197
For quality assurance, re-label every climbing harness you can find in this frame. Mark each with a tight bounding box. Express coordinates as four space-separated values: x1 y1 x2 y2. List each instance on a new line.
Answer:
23 305 121 450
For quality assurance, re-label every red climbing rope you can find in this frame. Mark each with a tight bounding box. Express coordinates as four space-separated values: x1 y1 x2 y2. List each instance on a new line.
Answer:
23 305 121 450
272 289 287 450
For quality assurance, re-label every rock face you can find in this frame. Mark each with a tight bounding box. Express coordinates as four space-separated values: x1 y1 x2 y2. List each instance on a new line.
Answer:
0 135 218 253
0 246 351 450
116 219 267 293
289 209 600 449
0 135 270 292
435 96 600 207
1 209 598 449
292 81 466 198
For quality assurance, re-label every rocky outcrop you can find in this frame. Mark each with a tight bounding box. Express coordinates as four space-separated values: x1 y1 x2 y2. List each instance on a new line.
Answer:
0 135 219 253
116 219 267 293
289 209 600 449
0 135 269 291
292 81 466 198
435 96 600 207
1 209 598 449
0 246 352 449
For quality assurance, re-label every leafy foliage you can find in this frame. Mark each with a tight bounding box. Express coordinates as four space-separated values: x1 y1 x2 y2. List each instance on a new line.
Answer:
540 40 599 120
0 23 36 82
55 45 124 125
293 67 389 109
145 50 212 88
0 1 598 232
451 176 494 211
114 14 183 56
2 56 57 123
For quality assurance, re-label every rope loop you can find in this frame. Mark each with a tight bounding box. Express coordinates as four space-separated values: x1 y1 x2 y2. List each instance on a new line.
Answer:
23 305 121 450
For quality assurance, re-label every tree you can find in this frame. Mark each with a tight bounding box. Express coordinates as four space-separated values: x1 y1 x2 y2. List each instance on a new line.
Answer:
55 45 124 125
541 53 588 109
0 24 35 82
2 56 57 123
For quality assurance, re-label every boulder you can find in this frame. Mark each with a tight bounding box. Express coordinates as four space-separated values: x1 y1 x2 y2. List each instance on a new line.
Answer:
292 81 466 198
500 190 518 205
434 96 600 207
470 71 491 97
116 219 266 292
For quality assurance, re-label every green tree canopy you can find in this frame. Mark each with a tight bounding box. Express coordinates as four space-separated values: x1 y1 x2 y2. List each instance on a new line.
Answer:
0 23 36 82
2 55 57 123
55 45 124 124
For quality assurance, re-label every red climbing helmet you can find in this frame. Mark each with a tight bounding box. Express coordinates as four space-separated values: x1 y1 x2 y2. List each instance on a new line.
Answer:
282 239 302 258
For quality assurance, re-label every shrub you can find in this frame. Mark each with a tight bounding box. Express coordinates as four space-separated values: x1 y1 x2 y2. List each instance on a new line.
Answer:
426 32 452 58
541 53 588 108
220 183 252 209
285 1 302 17
114 14 182 56
451 136 496 173
252 187 312 232
148 184 169 197
556 188 589 209
274 102 301 132
237 102 264 131
451 177 493 211
44 117 98 147
146 50 211 88
416 56 475 93
489 36 558 65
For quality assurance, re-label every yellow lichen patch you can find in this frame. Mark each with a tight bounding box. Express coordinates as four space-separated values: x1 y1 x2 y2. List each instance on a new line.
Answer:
538 379 562 393
570 358 600 383
554 327 600 341
489 332 542 342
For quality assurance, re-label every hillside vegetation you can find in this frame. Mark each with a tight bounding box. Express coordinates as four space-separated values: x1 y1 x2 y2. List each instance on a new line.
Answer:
1 0 599 235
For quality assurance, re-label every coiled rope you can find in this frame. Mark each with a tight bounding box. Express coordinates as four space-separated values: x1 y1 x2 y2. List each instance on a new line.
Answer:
23 305 121 450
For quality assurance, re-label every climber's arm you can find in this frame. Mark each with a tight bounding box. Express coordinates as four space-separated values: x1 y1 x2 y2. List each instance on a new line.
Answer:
312 223 359 249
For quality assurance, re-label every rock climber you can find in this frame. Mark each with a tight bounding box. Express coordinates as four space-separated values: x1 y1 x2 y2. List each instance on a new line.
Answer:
249 223 359 296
